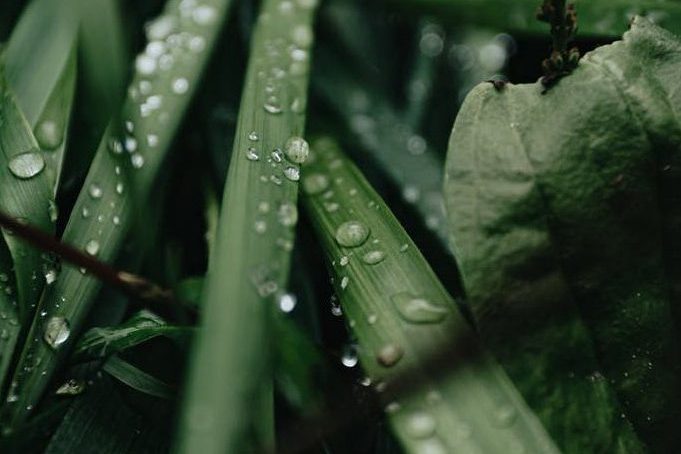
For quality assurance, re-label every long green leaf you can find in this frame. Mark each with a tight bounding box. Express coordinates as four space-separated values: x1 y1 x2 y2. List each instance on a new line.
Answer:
103 355 174 400
1 0 234 428
389 0 681 36
301 137 559 453
176 0 318 452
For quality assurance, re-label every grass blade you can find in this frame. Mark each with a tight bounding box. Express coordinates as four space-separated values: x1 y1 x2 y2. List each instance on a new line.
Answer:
388 0 681 36
102 355 174 400
176 0 318 452
300 137 559 453
1 0 234 428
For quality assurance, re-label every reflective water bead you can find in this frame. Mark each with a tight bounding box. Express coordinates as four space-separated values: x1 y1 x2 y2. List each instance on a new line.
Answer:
8 151 45 179
135 54 157 75
278 293 297 313
88 184 103 199
131 154 145 169
85 240 100 256
362 250 386 265
391 292 448 324
284 136 309 163
43 316 70 349
283 166 300 181
377 344 404 367
277 202 298 226
172 77 189 94
302 173 329 195
35 120 63 150
335 221 370 247
246 147 260 161
341 345 358 367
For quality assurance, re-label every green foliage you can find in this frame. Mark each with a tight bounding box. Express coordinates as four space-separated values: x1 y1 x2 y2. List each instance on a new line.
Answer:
445 16 681 452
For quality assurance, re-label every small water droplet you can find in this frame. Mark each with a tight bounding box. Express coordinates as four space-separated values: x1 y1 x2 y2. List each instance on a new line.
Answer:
48 200 59 222
116 182 125 194
254 220 267 234
88 184 103 199
302 173 330 195
392 292 448 324
405 411 437 439
147 134 159 147
335 221 370 247
248 131 260 141
283 166 300 181
85 240 100 256
377 344 404 367
277 202 298 226
55 378 85 396
341 345 358 367
135 54 157 75
131 154 145 169
278 293 297 313
172 77 189 94
264 97 283 114
112 216 121 226
291 24 313 47
8 151 45 179
362 250 386 265
340 276 349 290
193 5 216 24
284 136 309 164
44 268 58 285
339 256 349 266
246 147 260 161
43 316 70 349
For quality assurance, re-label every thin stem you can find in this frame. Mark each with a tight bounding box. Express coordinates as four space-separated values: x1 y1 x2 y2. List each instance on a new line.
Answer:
537 0 580 88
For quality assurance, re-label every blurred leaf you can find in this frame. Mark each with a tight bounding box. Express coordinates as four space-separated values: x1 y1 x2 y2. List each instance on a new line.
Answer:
302 137 559 453
445 17 681 452
176 0 318 452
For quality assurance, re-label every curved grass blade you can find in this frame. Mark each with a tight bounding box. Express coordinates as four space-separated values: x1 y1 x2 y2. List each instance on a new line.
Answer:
176 1 318 452
300 137 559 454
388 0 681 37
1 0 234 428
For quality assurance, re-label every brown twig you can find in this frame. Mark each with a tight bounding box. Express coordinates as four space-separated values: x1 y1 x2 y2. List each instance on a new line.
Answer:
0 210 192 310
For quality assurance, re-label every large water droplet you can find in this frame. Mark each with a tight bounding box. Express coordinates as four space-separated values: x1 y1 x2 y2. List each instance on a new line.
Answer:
335 221 370 247
377 343 404 367
302 173 330 195
172 77 189 94
285 136 309 164
88 184 103 199
278 293 297 313
283 166 300 181
392 292 448 324
43 316 70 349
245 147 260 161
8 151 45 179
135 54 157 75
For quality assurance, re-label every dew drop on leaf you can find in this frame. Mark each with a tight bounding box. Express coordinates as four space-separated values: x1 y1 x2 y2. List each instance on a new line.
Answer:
302 173 329 195
8 151 45 179
35 120 63 150
283 166 300 181
341 344 358 367
85 240 100 256
376 343 404 367
284 136 309 164
405 411 437 439
335 221 370 247
391 292 448 324
43 316 70 349
362 250 386 265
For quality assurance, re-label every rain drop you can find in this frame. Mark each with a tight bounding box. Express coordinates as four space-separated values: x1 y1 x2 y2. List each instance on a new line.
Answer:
88 184 103 199
277 202 298 226
278 293 297 313
377 344 404 367
302 173 330 195
341 345 358 367
85 240 100 256
283 166 300 181
246 147 260 161
248 131 260 141
35 120 63 150
362 250 386 265
172 77 190 94
405 411 437 439
131 154 145 169
284 136 309 163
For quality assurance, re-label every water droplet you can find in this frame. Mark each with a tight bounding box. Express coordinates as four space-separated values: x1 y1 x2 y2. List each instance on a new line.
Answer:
35 120 63 150
392 292 448 324
277 202 298 226
283 166 300 181
189 35 206 53
248 131 260 141
385 402 401 414
339 256 349 266
414 438 448 454
193 5 216 24
88 184 103 199
48 200 59 222
340 276 349 290
362 250 386 265
131 154 145 169
302 173 329 195
135 54 157 75
246 147 260 161
85 240 100 256
264 97 283 114
285 136 309 164
56 378 85 396
113 216 121 226
278 293 297 313
330 295 342 316
405 411 437 439
172 77 189 94
335 221 370 247
400 243 409 253
254 220 267 234
43 316 70 349
377 344 404 367
493 405 517 427
341 345 358 367
44 268 58 285
125 136 138 152
8 151 45 179
146 15 177 40
116 182 125 195
291 24 313 47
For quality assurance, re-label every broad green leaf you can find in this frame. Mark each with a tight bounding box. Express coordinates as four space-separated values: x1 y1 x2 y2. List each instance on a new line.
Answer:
2 0 234 428
302 137 559 454
389 0 681 37
445 17 681 452
74 310 192 362
175 0 318 452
